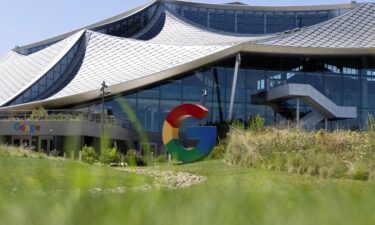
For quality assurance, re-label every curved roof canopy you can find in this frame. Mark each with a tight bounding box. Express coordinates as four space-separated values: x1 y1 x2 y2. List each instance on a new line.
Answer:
1 0 374 110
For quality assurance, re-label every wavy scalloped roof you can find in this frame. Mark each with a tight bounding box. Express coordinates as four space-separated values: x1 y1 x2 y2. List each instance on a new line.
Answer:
258 3 375 48
48 30 230 99
1 1 375 109
0 31 84 105
133 6 274 45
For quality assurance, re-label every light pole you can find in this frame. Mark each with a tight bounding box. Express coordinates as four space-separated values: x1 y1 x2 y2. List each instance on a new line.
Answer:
100 81 111 153
200 88 208 105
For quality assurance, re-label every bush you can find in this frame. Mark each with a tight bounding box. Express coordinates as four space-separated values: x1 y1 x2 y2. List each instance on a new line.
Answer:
29 106 48 120
50 149 60 157
368 113 375 132
81 145 97 165
248 114 265 133
124 150 147 166
352 164 370 181
207 145 225 160
100 145 121 165
156 154 168 163
225 128 375 181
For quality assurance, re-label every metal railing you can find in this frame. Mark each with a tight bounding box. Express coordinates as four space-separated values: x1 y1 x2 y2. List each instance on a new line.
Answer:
0 110 134 130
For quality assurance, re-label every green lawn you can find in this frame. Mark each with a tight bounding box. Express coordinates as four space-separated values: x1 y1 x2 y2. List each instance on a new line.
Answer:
0 156 152 194
1 155 375 225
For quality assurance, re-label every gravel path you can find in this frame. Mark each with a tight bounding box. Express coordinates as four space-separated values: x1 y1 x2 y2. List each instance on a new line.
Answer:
88 167 207 194
120 168 206 189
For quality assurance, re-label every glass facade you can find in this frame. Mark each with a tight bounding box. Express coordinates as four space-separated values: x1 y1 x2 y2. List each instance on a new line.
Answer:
164 2 353 34
17 41 58 55
94 3 159 38
76 54 375 133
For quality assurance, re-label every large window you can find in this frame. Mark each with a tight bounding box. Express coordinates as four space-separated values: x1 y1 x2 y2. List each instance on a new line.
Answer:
306 73 324 93
183 7 208 27
362 75 375 108
182 72 205 101
343 76 360 107
161 80 182 100
137 99 159 132
237 11 264 34
95 3 159 38
76 55 375 132
266 12 295 33
325 74 342 105
165 2 351 34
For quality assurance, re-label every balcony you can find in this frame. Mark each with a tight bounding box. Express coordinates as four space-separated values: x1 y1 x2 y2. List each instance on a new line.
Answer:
0 110 135 141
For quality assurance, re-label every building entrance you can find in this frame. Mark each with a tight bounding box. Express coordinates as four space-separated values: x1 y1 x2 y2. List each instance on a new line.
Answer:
39 136 54 153
10 136 54 152
12 136 32 149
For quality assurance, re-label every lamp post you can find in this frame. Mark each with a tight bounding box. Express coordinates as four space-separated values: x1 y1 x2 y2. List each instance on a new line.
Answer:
100 81 111 153
200 88 208 105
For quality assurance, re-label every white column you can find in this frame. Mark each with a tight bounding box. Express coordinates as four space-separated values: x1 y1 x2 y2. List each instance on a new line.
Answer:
234 11 238 33
296 98 300 128
228 54 241 120
325 118 328 130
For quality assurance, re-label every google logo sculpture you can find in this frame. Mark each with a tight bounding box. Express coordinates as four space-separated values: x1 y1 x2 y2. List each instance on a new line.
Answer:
162 104 217 163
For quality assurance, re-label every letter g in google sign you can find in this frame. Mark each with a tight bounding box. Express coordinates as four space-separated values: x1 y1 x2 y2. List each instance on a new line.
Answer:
162 104 217 164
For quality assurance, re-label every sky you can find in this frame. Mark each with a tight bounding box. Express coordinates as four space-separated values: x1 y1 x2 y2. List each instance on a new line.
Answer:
0 0 369 56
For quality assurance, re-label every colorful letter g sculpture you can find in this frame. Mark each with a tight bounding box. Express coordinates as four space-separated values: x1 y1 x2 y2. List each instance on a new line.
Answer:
162 104 217 163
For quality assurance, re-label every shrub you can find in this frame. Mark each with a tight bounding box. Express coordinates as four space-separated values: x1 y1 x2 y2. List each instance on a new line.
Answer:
368 113 375 132
231 120 245 131
248 114 264 133
156 154 168 163
135 155 147 166
29 106 48 120
207 145 225 160
81 145 97 165
225 128 375 181
100 145 120 165
124 150 147 166
50 149 60 157
352 164 370 181
124 149 137 166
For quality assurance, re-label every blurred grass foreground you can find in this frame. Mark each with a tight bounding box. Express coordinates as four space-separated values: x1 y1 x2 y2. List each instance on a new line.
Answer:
2 123 375 224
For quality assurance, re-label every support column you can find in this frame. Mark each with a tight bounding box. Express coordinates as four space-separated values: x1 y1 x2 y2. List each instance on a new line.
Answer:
228 54 241 121
296 98 300 128
234 11 238 33
325 118 328 130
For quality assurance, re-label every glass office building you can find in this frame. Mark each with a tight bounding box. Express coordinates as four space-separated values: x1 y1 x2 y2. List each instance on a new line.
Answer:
0 0 374 153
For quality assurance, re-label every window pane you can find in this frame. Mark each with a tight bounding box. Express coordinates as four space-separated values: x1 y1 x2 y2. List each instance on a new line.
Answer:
343 76 360 107
138 86 160 99
325 74 342 105
137 99 159 132
161 80 182 99
362 77 375 108
306 73 324 93
182 72 204 101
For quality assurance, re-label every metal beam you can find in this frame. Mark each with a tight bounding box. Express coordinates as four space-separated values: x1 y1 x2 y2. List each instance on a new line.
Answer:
228 53 241 121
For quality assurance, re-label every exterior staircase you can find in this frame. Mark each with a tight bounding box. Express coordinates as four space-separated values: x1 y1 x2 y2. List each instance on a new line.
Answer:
299 110 325 130
265 83 357 129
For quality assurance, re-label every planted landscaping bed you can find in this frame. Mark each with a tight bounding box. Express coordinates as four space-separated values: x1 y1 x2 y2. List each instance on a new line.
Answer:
225 127 375 181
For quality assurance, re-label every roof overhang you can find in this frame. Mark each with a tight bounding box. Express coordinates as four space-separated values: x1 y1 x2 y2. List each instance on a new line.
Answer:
2 42 375 111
